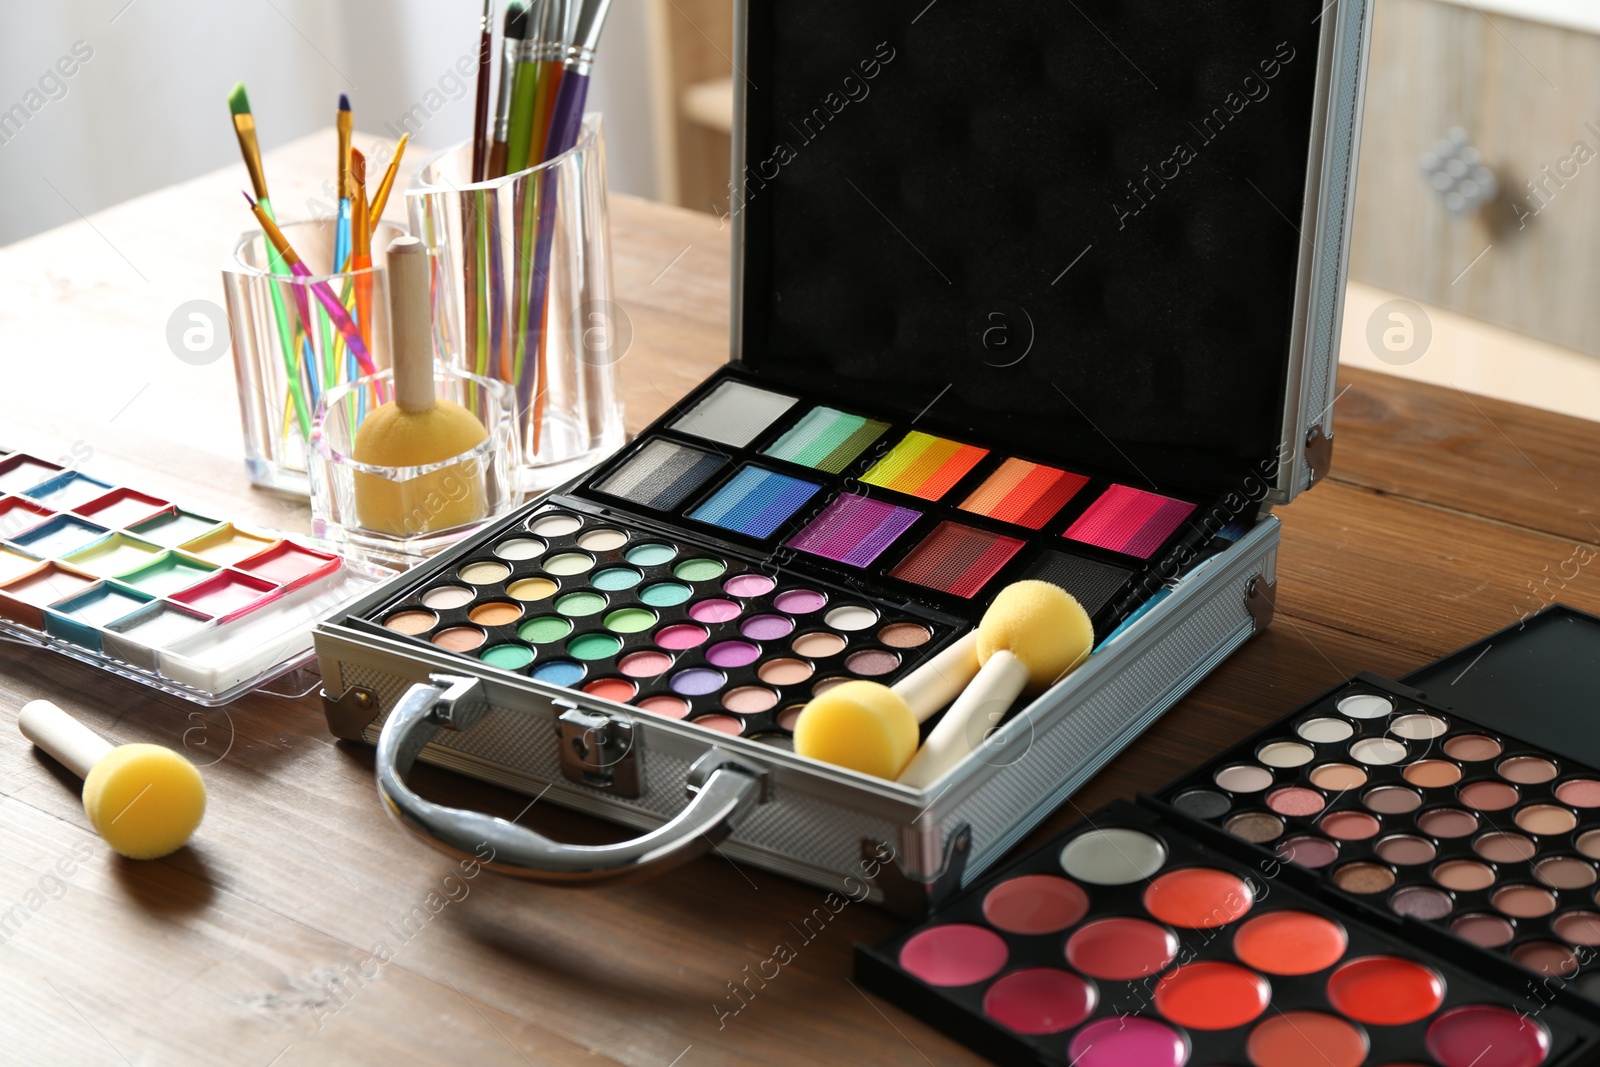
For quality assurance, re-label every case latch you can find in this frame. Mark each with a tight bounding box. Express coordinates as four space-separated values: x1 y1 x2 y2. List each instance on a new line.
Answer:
1304 424 1333 487
321 684 380 741
556 706 642 797
1246 575 1277 632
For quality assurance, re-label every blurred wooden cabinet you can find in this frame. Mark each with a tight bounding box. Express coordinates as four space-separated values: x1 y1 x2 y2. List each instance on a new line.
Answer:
1351 0 1600 357
646 0 735 215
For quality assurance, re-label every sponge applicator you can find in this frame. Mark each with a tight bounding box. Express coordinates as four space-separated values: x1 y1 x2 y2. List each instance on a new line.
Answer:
18 700 206 859
351 235 490 535
898 581 1092 789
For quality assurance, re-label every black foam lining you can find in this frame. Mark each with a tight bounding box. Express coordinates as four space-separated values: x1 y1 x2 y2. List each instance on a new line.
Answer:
738 0 1324 493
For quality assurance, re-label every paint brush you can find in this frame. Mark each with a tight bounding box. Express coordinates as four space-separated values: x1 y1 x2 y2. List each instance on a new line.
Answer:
504 0 542 174
335 93 353 276
228 82 310 438
471 0 495 182
349 149 374 354
368 133 409 234
244 191 380 382
530 0 569 168
488 0 528 179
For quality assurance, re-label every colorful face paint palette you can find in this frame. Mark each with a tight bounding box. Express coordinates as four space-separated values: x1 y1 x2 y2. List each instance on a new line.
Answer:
0 449 382 703
960 458 1089 530
688 466 822 539
1065 484 1198 560
668 379 798 446
861 431 989 501
592 439 726 511
762 406 889 474
889 522 1025 599
785 493 920 567
1157 673 1600 1005
857 799 1600 1067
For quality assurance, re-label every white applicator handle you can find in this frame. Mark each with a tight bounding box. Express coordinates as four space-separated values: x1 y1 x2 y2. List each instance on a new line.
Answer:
891 630 980 723
18 699 112 781
386 235 436 415
897 650 1030 789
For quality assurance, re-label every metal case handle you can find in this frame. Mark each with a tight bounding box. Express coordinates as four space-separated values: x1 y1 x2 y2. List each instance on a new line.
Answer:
375 676 766 885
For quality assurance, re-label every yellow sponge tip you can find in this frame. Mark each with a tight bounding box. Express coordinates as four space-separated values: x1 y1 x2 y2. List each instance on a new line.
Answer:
977 580 1094 690
793 681 919 779
350 400 491 536
82 745 206 859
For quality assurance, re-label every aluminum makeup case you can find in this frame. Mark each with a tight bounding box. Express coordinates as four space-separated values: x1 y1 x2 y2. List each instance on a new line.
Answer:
314 0 1372 914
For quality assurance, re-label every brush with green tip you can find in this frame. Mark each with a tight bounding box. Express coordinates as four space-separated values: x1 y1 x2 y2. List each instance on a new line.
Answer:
229 81 312 438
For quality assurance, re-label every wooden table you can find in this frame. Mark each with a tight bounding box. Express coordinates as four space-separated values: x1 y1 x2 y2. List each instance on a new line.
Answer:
2 129 1598 1066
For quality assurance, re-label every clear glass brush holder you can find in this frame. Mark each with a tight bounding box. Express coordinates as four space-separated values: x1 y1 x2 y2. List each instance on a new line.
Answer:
407 114 626 496
222 219 408 496
309 366 522 557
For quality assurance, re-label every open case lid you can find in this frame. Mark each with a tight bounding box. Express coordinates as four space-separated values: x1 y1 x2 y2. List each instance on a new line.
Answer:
731 0 1371 502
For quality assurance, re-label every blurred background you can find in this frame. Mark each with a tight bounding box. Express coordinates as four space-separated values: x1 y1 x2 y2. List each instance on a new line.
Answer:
3 0 1599 419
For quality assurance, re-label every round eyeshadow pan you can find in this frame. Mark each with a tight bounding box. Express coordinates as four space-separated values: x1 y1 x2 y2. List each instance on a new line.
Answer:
544 552 595 576
1058 828 1166 884
1320 811 1381 841
568 633 622 661
506 578 558 602
1514 940 1579 978
1534 855 1596 889
1492 884 1557 918
1350 737 1407 765
624 543 675 566
640 581 692 607
1374 834 1436 866
603 608 656 633
1258 741 1314 768
1459 780 1520 811
656 624 709 649
757 658 813 686
1557 778 1600 808
1310 763 1368 791
431 626 485 652
1389 885 1454 921
775 706 801 731
1247 1011 1368 1067
1068 1017 1189 1067
1225 812 1284 844
898 924 1008 987
527 512 581 536
618 651 673 677
670 668 726 696
1433 859 1495 892
673 558 726 582
878 622 931 648
492 537 545 561
1499 755 1558 784
1426 1006 1550 1067
468 601 522 627
825 604 877 631
1172 789 1231 820
1064 917 1178 979
982 968 1096 1035
583 678 636 703
706 640 761 668
1363 785 1423 814
1153 961 1269 1030
458 561 510 585
740 614 794 641
1232 910 1348 975
810 677 847 696
383 609 437 635
1337 693 1392 719
1580 828 1600 860
518 616 572 643
637 695 688 719
1417 807 1478 838
1515 803 1577 835
591 566 643 591
1326 956 1445 1025
530 660 583 685
422 586 475 610
1332 862 1394 894
480 644 534 670
1389 713 1448 740
723 686 778 714
1452 912 1515 948
691 714 743 735
1297 717 1354 744
1143 867 1252 928
555 592 606 617
576 528 628 552
689 598 742 623
1554 910 1600 945
845 649 899 676
1473 832 1537 863
773 588 825 613
1277 836 1339 868
1267 787 1325 817
1402 760 1461 788
792 631 846 658
981 874 1090 935
1215 764 1275 793
723 574 776 598
1443 733 1502 761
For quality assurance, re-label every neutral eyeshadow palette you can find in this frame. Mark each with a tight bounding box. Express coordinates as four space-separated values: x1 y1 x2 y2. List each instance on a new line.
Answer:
349 500 964 746
856 799 1598 1067
1155 672 1600 1004
581 369 1232 636
0 448 387 703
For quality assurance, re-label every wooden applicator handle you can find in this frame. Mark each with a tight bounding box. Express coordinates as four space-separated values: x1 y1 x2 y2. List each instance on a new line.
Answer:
385 235 435 414
897 650 1030 789
18 699 112 781
890 630 980 723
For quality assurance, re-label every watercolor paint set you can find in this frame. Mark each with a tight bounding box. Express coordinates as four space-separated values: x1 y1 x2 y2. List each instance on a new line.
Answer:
1153 671 1600 1006
0 448 390 704
314 0 1367 902
856 799 1600 1067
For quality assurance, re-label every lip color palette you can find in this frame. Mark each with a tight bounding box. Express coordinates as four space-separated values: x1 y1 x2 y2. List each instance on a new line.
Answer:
1157 672 1600 1003
857 800 1598 1067
354 505 960 746
581 371 1219 637
0 448 378 701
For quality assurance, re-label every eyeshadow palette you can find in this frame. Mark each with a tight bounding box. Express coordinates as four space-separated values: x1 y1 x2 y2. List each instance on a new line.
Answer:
580 370 1228 639
1155 672 1600 1004
0 448 391 703
857 800 1599 1067
350 502 962 745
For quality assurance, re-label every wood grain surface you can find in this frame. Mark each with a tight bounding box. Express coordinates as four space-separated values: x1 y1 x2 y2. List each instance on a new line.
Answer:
0 129 1596 1066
